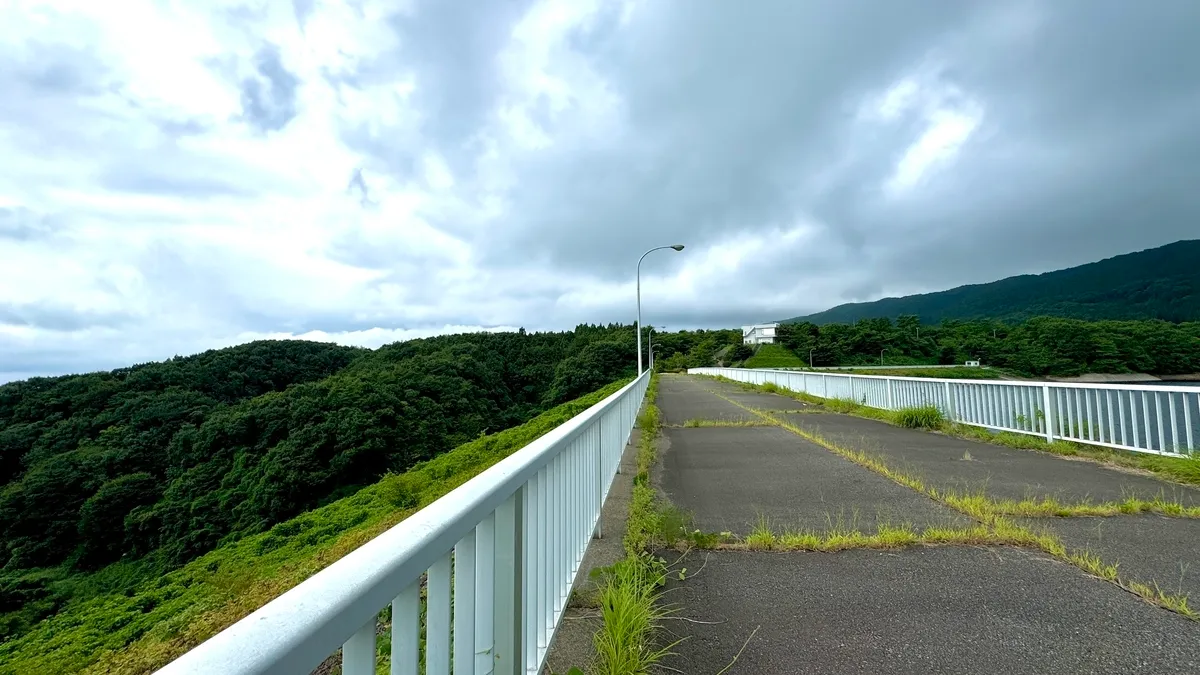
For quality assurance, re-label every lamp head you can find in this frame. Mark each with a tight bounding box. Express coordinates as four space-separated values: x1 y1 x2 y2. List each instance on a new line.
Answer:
671 244 685 251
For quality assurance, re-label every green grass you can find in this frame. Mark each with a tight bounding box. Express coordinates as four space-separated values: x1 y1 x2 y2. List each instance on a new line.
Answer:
590 555 680 675
678 418 764 428
591 372 684 675
837 367 1004 380
0 379 634 675
707 521 1033 552
892 405 946 430
742 344 806 368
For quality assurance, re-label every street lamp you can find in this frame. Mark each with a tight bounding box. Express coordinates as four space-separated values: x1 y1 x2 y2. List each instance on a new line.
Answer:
648 326 656 370
880 348 888 366
637 245 685 374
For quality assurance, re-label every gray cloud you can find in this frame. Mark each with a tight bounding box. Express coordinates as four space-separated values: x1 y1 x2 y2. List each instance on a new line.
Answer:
0 303 134 332
240 43 300 133
100 163 254 197
291 0 316 30
367 0 1199 312
0 208 59 241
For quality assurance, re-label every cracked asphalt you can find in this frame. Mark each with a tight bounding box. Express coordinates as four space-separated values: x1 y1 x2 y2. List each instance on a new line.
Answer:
654 374 1200 674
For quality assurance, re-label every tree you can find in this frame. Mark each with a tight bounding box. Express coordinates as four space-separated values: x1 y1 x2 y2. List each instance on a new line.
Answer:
76 473 161 568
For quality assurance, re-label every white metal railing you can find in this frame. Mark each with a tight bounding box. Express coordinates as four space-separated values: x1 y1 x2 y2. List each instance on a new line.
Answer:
690 367 1198 456
156 371 650 675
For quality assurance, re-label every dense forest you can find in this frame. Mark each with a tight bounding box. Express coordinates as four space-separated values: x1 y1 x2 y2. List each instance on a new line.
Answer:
647 328 743 372
770 315 1200 377
0 326 648 641
786 239 1200 325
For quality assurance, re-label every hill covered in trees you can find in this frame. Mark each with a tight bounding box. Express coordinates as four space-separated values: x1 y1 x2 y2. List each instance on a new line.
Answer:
0 326 659 644
0 377 634 674
785 239 1200 325
774 316 1200 377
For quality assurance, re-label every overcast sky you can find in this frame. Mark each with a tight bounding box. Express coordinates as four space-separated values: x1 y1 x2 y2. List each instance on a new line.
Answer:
2 0 1198 382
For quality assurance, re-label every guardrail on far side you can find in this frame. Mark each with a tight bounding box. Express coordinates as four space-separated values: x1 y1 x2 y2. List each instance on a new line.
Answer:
689 367 1197 456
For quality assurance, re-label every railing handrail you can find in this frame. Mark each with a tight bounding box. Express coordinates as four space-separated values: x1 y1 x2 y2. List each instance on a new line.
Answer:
156 372 649 675
736 367 1200 393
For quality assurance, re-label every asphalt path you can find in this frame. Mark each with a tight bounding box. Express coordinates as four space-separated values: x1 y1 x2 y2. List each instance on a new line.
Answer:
654 374 1200 673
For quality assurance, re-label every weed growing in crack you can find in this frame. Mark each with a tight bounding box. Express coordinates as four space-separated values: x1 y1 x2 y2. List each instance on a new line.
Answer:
745 515 777 550
680 418 763 428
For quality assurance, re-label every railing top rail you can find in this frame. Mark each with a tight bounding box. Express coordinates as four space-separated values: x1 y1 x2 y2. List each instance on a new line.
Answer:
156 371 649 675
694 367 1200 394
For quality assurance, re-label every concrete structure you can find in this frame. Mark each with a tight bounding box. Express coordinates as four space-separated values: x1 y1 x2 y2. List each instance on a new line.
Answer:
742 322 779 345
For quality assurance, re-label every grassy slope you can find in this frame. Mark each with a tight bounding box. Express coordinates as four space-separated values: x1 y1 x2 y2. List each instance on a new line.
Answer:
742 344 805 368
836 367 1004 379
0 379 631 675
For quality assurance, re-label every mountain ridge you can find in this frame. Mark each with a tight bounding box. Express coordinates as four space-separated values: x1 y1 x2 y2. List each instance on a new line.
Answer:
784 239 1200 325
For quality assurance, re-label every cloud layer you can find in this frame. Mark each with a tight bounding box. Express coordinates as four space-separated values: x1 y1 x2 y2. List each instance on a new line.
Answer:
2 0 1198 381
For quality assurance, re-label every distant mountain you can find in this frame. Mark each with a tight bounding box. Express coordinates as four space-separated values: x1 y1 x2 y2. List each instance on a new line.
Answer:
784 240 1200 325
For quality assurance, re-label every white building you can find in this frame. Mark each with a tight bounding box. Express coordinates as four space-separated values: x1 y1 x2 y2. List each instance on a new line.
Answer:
742 323 779 345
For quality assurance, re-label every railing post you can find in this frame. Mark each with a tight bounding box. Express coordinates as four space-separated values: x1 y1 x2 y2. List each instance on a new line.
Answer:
342 618 375 675
1042 385 1054 443
454 533 477 675
493 488 524 675
476 515 496 675
886 379 894 411
944 381 953 420
595 418 604 540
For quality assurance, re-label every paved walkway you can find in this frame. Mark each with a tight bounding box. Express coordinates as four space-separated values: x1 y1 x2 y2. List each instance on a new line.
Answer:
655 374 1200 674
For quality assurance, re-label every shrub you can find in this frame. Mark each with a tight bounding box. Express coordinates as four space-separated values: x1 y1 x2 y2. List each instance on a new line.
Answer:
892 405 945 430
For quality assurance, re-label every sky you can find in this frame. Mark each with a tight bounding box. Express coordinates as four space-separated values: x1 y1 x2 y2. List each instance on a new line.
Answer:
2 0 1198 382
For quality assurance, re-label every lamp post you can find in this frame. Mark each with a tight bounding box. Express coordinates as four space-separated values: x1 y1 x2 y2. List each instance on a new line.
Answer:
809 348 815 369
648 326 656 370
637 245 685 374
880 348 888 366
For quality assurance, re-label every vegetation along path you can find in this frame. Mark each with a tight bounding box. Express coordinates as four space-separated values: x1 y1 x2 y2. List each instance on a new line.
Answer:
650 374 1200 674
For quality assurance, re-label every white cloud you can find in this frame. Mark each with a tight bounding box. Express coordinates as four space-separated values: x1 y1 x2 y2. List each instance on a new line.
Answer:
885 107 981 196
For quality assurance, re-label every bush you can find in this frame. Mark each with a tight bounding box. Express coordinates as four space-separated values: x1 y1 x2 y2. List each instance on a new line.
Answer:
892 405 945 430
725 344 753 364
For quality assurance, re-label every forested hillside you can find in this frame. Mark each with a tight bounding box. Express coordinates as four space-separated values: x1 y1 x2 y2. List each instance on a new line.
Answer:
647 328 742 371
774 316 1200 377
0 325 646 643
786 239 1200 325
0 378 634 674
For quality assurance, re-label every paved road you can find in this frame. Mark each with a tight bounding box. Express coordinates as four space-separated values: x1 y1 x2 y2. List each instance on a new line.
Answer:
656 374 1200 674
662 425 969 535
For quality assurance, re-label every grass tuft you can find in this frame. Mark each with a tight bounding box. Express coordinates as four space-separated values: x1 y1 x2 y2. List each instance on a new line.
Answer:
592 373 686 674
680 418 763 428
591 555 682 675
892 405 946 430
744 516 778 550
